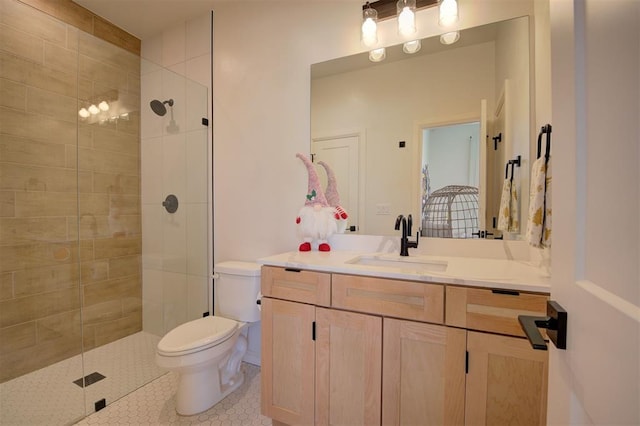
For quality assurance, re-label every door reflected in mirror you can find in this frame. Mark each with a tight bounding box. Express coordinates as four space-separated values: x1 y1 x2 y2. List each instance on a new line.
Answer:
311 16 531 239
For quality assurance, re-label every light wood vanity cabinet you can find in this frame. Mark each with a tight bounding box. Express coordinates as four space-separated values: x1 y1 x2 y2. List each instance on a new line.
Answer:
261 266 549 426
446 285 550 426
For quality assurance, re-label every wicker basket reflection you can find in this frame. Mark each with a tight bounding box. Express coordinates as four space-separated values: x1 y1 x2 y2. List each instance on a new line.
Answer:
421 185 479 238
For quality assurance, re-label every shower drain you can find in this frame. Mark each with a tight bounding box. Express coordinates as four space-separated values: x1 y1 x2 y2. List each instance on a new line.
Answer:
73 372 106 388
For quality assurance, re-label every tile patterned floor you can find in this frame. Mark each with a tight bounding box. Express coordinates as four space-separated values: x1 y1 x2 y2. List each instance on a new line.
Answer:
1 332 165 425
74 363 271 426
1 331 271 425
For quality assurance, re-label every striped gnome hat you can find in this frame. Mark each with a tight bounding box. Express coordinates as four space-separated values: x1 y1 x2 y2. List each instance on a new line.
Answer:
296 153 328 207
317 161 340 207
318 160 348 220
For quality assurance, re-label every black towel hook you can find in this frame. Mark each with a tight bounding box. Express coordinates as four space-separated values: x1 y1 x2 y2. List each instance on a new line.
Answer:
537 124 552 161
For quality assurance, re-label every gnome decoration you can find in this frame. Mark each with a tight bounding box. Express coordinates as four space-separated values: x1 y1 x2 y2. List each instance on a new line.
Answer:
317 160 349 233
295 153 338 252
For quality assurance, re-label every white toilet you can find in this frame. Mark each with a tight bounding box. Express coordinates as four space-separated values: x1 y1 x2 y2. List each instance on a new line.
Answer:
156 261 261 416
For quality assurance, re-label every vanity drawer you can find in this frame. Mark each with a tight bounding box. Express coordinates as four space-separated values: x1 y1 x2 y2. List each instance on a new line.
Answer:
332 274 444 323
261 266 331 306
445 286 549 338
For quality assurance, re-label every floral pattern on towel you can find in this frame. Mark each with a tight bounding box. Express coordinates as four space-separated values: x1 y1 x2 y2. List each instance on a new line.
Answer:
497 179 519 233
526 156 552 247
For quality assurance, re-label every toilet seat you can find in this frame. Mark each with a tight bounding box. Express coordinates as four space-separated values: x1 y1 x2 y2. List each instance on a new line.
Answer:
157 316 238 357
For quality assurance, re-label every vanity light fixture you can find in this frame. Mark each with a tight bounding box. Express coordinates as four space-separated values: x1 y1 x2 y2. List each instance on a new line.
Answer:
98 100 110 111
403 39 421 54
361 2 378 47
396 0 416 37
78 108 90 118
440 31 460 45
369 47 386 62
438 0 459 27
88 104 100 115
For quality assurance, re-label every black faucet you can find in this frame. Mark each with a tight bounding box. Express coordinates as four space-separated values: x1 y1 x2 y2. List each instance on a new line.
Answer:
394 214 419 256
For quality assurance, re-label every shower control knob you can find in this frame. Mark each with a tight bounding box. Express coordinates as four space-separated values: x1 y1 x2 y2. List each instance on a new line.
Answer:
162 194 178 213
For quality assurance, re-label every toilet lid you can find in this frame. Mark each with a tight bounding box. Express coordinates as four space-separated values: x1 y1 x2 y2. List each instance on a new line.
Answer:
157 316 238 356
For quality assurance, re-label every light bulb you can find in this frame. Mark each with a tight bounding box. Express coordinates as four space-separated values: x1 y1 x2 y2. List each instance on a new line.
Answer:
369 47 386 62
88 104 100 115
440 31 460 45
439 0 459 27
78 108 90 118
361 7 378 47
98 101 110 111
403 40 421 54
397 0 416 38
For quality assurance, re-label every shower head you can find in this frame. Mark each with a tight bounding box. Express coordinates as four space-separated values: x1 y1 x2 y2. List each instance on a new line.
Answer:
149 99 174 116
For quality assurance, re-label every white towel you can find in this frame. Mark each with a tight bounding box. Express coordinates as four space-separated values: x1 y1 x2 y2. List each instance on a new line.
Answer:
497 179 520 233
526 156 552 247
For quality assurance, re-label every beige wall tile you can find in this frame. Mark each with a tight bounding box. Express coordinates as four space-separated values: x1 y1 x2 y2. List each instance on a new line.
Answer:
109 255 140 279
0 191 15 217
0 322 36 355
0 332 81 382
79 32 139 73
83 275 139 308
0 23 44 64
92 15 140 56
122 295 142 316
78 146 139 175
27 86 77 122
0 273 13 300
37 309 81 343
82 300 122 327
11 192 99 220
116 110 140 135
66 25 78 51
93 126 140 156
94 236 141 260
79 54 129 94
0 0 67 47
93 312 141 347
2 0 143 379
1 164 80 193
19 0 93 34
0 135 67 167
80 260 109 283
1 52 77 98
0 286 81 328
43 41 79 78
94 172 139 195
13 263 78 297
0 106 76 144
12 191 77 217
0 240 91 273
0 78 26 110
0 217 68 243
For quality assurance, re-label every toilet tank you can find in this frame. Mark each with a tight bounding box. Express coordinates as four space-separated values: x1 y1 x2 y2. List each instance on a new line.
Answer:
214 261 261 323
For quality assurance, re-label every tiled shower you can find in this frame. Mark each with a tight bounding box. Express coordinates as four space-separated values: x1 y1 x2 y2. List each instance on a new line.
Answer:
0 1 210 424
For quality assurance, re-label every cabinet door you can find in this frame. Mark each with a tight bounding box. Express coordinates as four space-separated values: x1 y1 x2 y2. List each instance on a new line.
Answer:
261 298 315 426
315 307 382 426
382 319 466 426
465 331 548 426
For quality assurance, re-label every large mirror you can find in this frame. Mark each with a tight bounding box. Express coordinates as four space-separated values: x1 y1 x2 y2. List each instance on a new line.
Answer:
311 16 531 238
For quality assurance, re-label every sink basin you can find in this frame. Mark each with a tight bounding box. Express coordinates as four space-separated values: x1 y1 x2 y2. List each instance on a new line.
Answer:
346 255 448 274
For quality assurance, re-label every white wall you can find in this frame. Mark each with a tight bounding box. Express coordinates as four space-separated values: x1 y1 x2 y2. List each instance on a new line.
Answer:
211 0 535 262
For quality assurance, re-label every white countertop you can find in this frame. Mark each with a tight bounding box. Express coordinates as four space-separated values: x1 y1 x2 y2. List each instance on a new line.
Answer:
258 250 551 294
